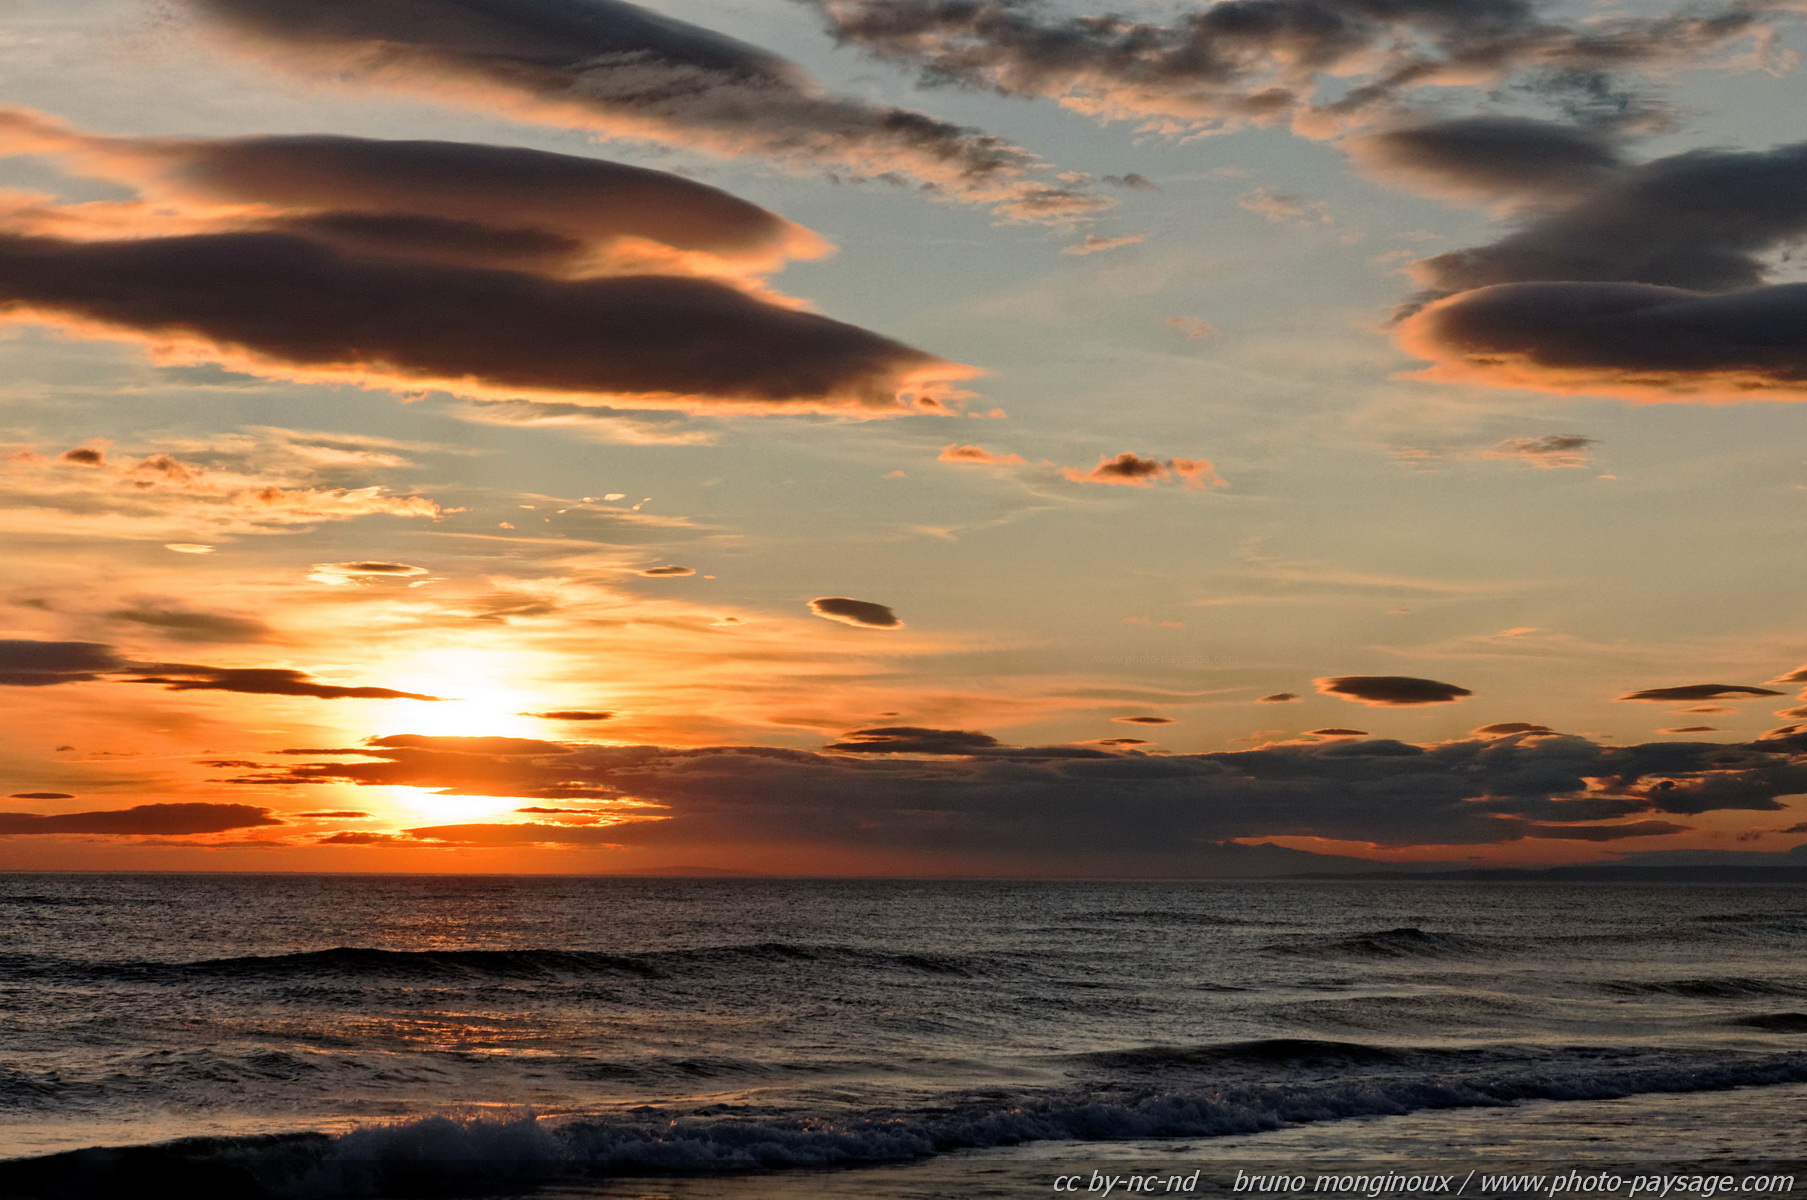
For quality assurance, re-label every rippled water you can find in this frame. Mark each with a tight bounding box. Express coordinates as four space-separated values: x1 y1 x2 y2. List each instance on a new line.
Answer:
2 874 1806 1197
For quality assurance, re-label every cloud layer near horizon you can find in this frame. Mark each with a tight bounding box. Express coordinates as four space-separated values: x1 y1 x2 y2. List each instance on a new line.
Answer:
217 724 1807 865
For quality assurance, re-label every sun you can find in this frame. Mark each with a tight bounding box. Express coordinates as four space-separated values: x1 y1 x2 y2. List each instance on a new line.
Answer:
372 647 561 740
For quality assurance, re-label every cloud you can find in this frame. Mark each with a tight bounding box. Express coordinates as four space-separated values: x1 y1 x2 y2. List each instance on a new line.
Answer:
1239 189 1330 225
177 0 1106 222
1771 665 1807 684
1063 453 1218 488
9 793 73 800
1062 234 1143 256
0 802 281 836
1473 722 1555 736
1659 726 1721 734
0 439 447 542
0 638 440 700
1307 728 1369 737
1397 281 1807 403
1113 716 1174 725
59 447 103 466
292 810 370 818
1166 317 1214 340
1315 675 1472 706
0 640 128 686
938 443 1027 466
1476 435 1596 468
809 597 903 628
126 668 442 701
226 724 1807 864
307 562 429 586
1616 684 1784 702
522 710 616 721
812 0 1778 140
102 605 271 643
1257 693 1299 704
826 726 1004 755
1392 137 1807 401
0 107 825 279
638 565 696 577
1346 117 1626 209
0 230 971 415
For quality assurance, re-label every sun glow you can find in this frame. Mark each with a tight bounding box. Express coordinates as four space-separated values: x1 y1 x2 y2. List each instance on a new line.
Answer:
383 786 523 823
372 648 561 740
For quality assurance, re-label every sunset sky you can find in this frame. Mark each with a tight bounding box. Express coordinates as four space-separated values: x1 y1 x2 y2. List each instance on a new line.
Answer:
8 0 1807 875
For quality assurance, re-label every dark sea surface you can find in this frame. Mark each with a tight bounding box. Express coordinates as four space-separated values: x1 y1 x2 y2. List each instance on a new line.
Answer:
2 874 1806 1198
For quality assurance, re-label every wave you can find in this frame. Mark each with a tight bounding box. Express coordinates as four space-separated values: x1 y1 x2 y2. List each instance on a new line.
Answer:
7 1048 1807 1198
1601 977 1807 999
1727 1012 1807 1032
1073 1037 1412 1071
1267 927 1502 959
0 943 983 986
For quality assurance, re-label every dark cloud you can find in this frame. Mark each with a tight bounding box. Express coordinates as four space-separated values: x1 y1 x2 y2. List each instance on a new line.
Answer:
1347 116 1625 207
177 0 1103 221
1473 722 1555 736
1307 728 1370 737
316 562 426 577
1394 137 1807 400
59 447 103 466
1400 280 1807 402
812 0 1778 139
1412 139 1807 297
826 726 1002 755
1257 692 1299 704
1113 716 1175 725
0 802 281 836
809 597 903 628
1617 684 1784 702
0 640 127 686
522 710 616 721
1768 665 1807 684
0 110 818 276
226 725 1807 865
0 638 440 700
638 565 696 576
127 668 441 701
8 792 73 800
0 230 964 414
103 605 271 643
292 810 370 818
1315 675 1472 706
1658 726 1720 734
1090 737 1150 746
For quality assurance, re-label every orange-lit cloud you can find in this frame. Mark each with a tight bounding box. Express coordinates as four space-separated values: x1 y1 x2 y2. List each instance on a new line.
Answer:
1062 453 1219 488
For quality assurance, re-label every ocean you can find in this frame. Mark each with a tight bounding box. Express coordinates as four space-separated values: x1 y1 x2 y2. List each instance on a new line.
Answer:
1 874 1805 1199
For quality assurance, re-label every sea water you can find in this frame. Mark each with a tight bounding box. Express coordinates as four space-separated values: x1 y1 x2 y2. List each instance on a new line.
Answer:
1 875 1805 1198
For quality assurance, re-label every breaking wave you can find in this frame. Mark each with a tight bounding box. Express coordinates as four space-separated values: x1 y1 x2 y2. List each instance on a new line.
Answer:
7 1047 1807 1199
